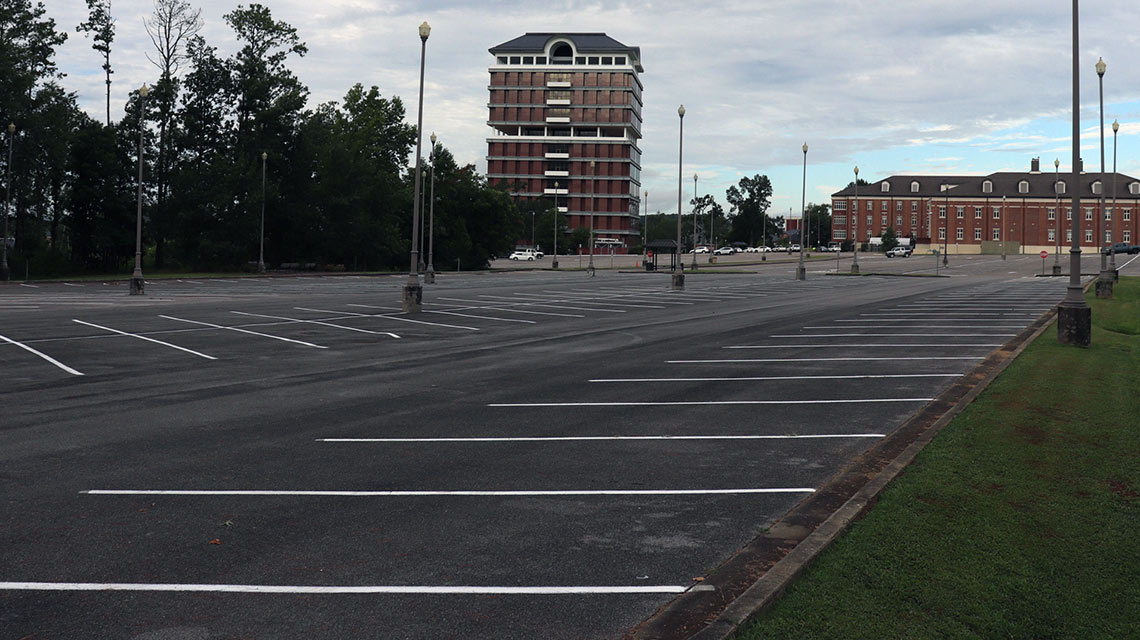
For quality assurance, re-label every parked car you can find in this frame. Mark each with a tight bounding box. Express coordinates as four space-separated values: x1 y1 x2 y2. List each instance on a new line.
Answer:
508 249 540 261
1102 242 1140 255
786 244 801 253
886 246 913 257
713 246 735 255
825 243 842 252
689 246 710 254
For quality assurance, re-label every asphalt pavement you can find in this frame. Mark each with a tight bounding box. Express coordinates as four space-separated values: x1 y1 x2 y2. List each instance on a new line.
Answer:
0 253 1126 639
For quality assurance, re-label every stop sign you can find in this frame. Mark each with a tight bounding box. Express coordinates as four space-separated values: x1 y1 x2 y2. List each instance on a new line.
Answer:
647 251 654 258
1040 250 1049 259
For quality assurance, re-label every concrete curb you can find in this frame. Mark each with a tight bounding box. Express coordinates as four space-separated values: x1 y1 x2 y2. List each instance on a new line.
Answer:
628 284 1087 640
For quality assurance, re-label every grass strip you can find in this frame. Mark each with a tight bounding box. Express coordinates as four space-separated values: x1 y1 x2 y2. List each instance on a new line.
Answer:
737 277 1140 639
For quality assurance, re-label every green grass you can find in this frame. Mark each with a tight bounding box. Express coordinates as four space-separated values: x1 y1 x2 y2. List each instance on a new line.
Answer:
737 277 1140 639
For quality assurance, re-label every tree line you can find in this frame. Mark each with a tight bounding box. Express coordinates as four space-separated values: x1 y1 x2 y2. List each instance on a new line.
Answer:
0 0 521 277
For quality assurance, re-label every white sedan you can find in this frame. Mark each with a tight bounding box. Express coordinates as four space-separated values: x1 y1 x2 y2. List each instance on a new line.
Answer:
713 247 735 255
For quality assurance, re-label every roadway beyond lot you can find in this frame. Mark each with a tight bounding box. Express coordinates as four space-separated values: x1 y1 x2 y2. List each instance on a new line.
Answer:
0 253 1127 638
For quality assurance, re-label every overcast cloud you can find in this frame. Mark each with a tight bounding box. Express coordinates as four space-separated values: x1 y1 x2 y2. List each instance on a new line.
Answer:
41 0 1140 216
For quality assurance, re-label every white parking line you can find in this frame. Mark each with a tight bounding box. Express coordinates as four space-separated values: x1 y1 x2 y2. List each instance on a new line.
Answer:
771 333 1016 337
318 434 886 442
18 283 38 288
72 319 217 360
84 488 815 496
159 315 328 349
232 310 401 337
63 283 84 287
348 304 533 324
802 325 1023 329
725 344 1002 348
588 374 959 383
435 298 586 318
337 305 480 330
489 398 932 407
0 582 693 595
0 333 84 376
670 357 979 363
477 294 627 313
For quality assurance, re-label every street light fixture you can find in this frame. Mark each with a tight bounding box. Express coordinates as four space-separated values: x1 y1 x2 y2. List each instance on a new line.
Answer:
130 84 149 295
1096 57 1110 292
673 104 685 290
2 123 13 282
691 173 698 269
942 180 950 267
426 131 437 284
1054 158 1062 274
258 151 267 273
851 165 860 274
642 189 648 260
1001 194 1007 261
588 159 596 276
796 142 808 280
1058 1 1090 345
552 180 560 269
1110 119 1119 278
403 20 430 313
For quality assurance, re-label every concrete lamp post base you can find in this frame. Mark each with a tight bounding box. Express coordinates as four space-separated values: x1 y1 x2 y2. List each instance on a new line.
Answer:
129 275 145 295
552 258 559 269
671 272 684 290
1052 264 1062 276
424 268 435 285
850 263 860 274
1057 305 1092 346
1095 276 1114 299
402 282 423 313
795 265 806 280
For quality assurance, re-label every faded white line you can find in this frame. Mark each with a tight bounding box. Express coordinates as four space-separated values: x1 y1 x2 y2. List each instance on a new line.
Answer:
724 344 1001 349
18 283 38 288
670 357 979 363
318 434 886 442
802 325 1023 329
489 399 932 407
62 282 84 287
232 310 400 338
340 305 480 330
589 374 959 383
84 488 814 496
771 333 1016 337
0 334 84 376
434 298 586 317
159 315 328 349
477 294 626 313
0 582 691 595
72 319 217 360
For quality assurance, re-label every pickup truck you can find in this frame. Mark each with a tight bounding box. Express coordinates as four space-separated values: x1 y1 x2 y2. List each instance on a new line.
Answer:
1102 242 1140 255
886 246 913 257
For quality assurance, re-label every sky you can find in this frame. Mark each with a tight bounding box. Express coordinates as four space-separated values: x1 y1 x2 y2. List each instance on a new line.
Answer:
39 0 1140 219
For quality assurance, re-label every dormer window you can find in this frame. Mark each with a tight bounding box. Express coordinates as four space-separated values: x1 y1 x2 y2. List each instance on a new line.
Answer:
1130 182 1140 195
910 181 919 193
881 181 890 193
982 180 993 193
1057 181 1067 194
1018 180 1029 194
1092 181 1103 194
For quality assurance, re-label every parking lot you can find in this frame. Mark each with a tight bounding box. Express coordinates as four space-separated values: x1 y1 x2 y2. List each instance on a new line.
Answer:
0 256 1116 638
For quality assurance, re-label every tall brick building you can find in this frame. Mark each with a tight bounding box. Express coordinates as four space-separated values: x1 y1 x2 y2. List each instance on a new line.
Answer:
486 33 644 253
831 158 1140 254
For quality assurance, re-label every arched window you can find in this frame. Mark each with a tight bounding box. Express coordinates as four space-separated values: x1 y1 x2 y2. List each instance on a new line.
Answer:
551 42 573 62
982 180 993 193
1056 181 1067 194
1092 181 1103 194
910 181 919 193
881 181 890 193
1130 182 1140 195
1018 180 1029 194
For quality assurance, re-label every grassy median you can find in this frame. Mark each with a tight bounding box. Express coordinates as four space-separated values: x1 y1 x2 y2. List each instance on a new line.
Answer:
739 277 1140 639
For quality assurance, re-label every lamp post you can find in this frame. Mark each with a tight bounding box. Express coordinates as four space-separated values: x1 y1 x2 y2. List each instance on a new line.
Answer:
673 105 685 289
403 20 430 313
426 131 437 284
691 173 698 269
588 159 595 276
1054 158 1062 274
851 165 860 273
2 123 13 282
942 180 950 266
552 181 560 269
1110 119 1119 278
642 189 648 258
1001 194 1007 261
1096 57 1110 291
258 151 267 273
130 84 149 295
796 142 808 280
1058 0 1090 345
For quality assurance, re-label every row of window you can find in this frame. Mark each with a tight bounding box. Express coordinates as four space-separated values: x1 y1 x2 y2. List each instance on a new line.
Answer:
873 179 1140 195
835 199 1139 216
495 54 629 66
489 107 637 125
490 89 638 107
487 161 631 177
837 209 1133 227
833 228 1129 243
490 72 636 88
487 142 635 159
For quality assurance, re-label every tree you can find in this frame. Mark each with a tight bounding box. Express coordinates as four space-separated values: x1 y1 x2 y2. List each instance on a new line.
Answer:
881 227 899 252
803 202 831 248
692 194 725 246
725 174 774 246
76 0 114 125
144 0 202 268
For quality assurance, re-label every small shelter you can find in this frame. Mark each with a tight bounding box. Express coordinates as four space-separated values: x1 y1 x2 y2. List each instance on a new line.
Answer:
644 239 679 272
